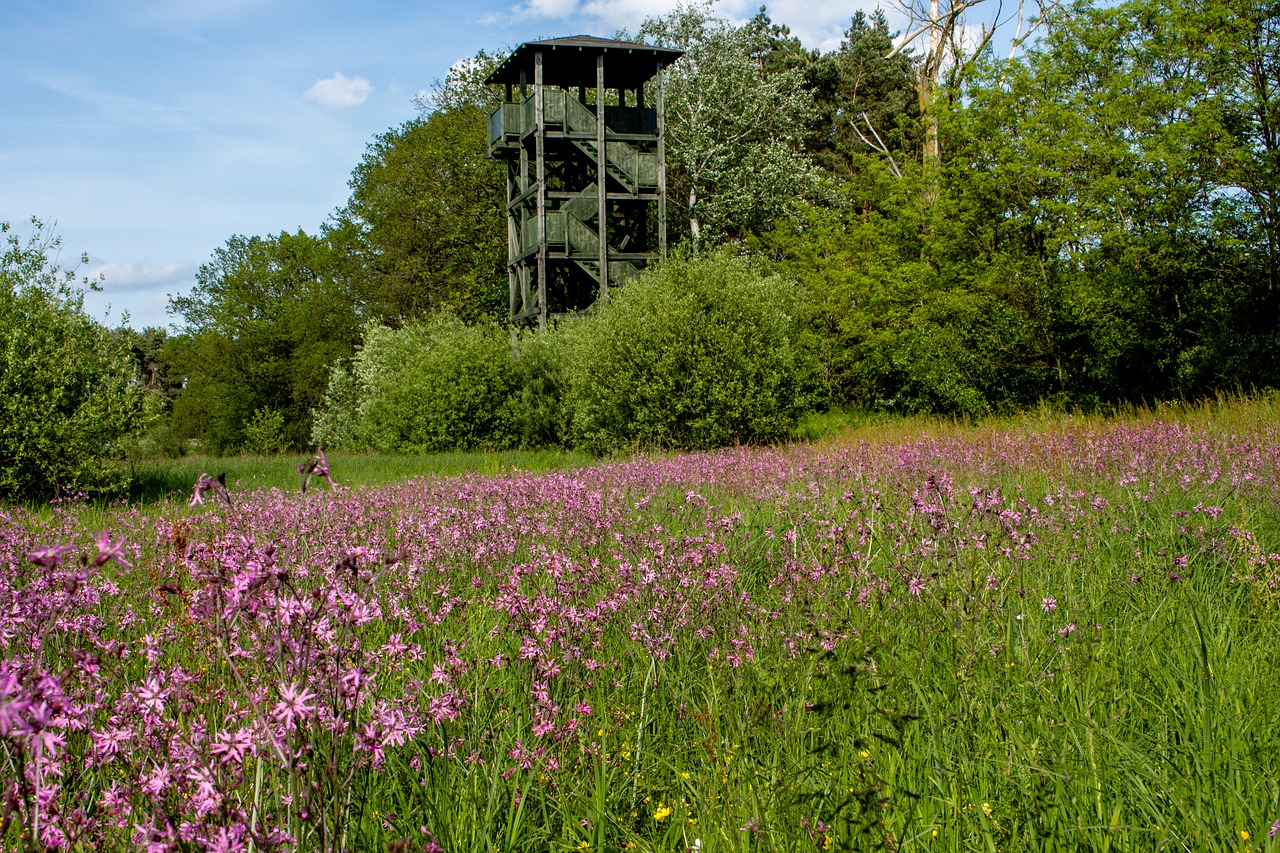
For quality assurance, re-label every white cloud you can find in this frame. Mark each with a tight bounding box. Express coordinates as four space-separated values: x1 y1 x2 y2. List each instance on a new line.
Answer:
576 0 685 31
89 259 198 292
81 260 199 329
760 0 887 51
303 72 373 109
505 0 582 21
488 0 888 49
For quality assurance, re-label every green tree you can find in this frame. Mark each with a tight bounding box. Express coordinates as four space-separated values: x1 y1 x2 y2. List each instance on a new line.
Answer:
566 250 816 452
330 50 508 324
167 230 360 452
808 11 921 179
0 219 148 499
952 0 1280 399
638 3 822 244
753 0 1278 414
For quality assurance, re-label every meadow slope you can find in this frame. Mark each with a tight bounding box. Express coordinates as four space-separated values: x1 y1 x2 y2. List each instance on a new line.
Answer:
3 402 1280 851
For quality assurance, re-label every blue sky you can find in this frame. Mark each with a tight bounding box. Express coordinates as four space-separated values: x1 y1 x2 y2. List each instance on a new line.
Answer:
1 0 879 329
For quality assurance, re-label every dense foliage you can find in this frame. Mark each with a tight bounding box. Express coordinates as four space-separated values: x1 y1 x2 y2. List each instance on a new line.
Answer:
166 230 360 453
0 220 148 500
17 0 1280 459
565 252 815 452
754 0 1280 415
314 255 817 455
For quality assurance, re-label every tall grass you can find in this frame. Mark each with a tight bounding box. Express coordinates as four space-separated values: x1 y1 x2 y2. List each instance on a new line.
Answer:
2 395 1279 851
122 448 594 505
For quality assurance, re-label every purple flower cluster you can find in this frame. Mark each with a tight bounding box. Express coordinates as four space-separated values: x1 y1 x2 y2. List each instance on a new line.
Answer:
0 416 1275 849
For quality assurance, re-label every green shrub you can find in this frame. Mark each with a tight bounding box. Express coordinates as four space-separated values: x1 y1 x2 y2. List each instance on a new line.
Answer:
0 220 148 500
505 328 573 449
242 406 287 455
566 251 816 452
313 315 515 452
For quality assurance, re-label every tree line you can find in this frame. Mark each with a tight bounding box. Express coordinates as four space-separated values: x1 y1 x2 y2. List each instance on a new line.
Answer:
3 0 1276 497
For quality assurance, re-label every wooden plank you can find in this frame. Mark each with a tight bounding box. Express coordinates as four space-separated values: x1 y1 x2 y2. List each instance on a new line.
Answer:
535 50 547 332
507 160 518 324
656 59 667 259
597 53 608 301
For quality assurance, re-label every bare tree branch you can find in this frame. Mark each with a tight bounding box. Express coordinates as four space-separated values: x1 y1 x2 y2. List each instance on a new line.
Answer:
853 112 905 179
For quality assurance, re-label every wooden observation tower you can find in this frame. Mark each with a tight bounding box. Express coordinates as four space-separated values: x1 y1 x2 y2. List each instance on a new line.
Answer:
484 36 683 329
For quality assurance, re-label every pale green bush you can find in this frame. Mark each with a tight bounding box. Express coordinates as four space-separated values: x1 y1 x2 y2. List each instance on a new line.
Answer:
313 316 515 452
565 251 817 452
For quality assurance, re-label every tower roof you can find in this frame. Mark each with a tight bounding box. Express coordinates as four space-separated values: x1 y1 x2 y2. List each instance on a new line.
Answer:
484 36 683 90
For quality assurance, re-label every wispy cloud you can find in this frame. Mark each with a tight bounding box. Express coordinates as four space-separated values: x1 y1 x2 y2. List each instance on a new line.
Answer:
303 72 373 109
502 0 582 21
90 260 199 293
80 260 198 329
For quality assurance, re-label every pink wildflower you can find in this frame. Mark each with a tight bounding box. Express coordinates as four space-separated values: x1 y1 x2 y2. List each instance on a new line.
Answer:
272 682 317 730
93 531 131 568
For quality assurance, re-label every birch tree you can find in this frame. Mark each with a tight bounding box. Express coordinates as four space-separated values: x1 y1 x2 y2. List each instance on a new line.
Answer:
888 0 1060 166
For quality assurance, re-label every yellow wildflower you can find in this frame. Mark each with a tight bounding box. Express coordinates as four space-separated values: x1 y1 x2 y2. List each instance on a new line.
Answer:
1240 829 1250 841
654 804 672 822
982 802 993 816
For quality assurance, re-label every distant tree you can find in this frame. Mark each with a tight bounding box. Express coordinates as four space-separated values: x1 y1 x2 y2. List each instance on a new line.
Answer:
638 3 822 244
0 219 148 499
112 326 182 405
329 49 508 325
167 230 359 452
953 0 1280 398
809 11 921 179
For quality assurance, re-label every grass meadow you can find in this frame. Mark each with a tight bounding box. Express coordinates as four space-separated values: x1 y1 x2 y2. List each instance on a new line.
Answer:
3 396 1280 851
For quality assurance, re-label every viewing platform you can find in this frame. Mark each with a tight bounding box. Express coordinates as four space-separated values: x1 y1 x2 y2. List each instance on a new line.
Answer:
484 35 683 328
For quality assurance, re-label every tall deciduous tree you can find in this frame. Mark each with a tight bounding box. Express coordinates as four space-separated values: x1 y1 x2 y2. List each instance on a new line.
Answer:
1201 0 1279 292
638 3 822 244
167 230 359 452
1 219 148 498
953 0 1280 396
329 51 508 324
